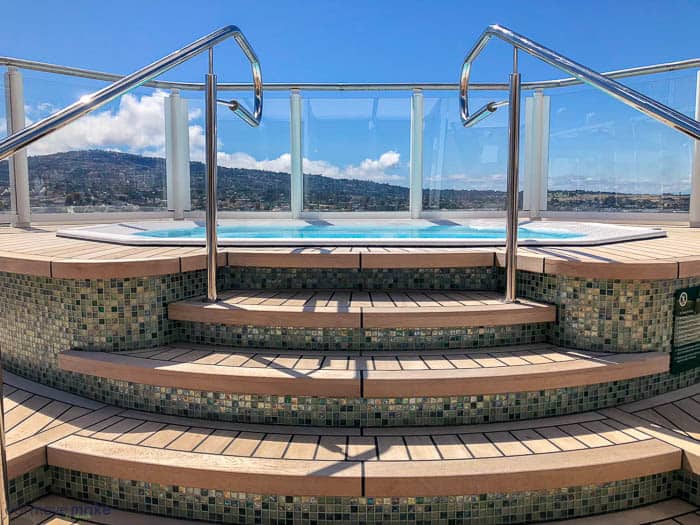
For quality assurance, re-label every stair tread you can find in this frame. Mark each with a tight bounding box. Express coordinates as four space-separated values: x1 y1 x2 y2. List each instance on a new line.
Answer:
168 289 557 328
59 343 670 397
4 372 699 497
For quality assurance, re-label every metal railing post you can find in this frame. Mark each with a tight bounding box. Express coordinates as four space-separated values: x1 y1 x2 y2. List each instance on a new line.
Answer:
690 70 700 228
410 89 424 218
3 66 31 227
504 50 522 304
290 89 303 218
205 50 218 302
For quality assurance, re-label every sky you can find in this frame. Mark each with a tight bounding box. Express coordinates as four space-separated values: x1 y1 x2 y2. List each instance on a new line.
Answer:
1 0 700 194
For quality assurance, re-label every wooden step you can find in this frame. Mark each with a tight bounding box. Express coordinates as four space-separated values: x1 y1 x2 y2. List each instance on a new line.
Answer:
5 372 698 499
168 290 556 329
58 344 670 398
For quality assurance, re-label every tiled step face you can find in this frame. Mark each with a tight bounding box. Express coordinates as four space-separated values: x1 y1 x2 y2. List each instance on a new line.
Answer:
222 265 502 292
12 495 700 525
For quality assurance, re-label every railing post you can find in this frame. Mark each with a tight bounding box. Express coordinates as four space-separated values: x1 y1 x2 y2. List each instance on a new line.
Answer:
523 89 549 219
410 88 424 218
3 67 31 227
690 70 700 227
165 89 191 220
205 51 218 302
290 89 303 218
504 50 522 304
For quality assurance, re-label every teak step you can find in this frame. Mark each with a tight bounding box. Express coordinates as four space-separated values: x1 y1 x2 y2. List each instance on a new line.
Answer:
4 372 699 499
168 289 556 328
59 344 670 398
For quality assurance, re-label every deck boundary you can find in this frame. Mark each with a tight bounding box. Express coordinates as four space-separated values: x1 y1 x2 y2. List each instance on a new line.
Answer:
0 224 699 280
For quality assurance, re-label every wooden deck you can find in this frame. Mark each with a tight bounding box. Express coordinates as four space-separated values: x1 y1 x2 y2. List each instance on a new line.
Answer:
1 223 700 279
4 372 700 498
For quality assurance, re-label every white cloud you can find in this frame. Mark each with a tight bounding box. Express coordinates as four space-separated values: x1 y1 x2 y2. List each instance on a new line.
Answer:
20 91 404 184
215 150 403 183
25 91 168 156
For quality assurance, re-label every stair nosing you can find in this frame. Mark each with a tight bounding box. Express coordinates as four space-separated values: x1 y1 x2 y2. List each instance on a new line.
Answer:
58 347 670 398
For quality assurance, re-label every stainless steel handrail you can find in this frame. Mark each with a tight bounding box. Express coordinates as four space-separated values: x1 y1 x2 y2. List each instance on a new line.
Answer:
1 55 699 92
460 24 700 140
458 24 700 305
0 26 262 161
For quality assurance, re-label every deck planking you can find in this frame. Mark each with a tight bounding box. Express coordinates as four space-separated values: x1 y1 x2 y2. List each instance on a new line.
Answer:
0 223 699 279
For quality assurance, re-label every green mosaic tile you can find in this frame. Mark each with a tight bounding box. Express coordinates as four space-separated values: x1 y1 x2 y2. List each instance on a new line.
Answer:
48 468 676 524
676 470 700 506
179 323 550 352
223 266 502 291
11 467 700 523
8 466 51 511
0 269 208 386
518 272 700 353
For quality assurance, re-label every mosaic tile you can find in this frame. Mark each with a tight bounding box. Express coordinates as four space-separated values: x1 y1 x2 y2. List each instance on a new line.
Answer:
8 466 51 511
676 470 700 506
179 323 550 352
223 266 502 291
48 468 676 524
518 272 700 352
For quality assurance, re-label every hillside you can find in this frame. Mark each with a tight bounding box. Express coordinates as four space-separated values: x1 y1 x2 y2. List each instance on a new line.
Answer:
0 150 689 212
0 150 505 212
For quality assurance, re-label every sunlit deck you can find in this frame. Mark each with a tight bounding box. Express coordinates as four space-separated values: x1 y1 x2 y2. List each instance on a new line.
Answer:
1 222 700 280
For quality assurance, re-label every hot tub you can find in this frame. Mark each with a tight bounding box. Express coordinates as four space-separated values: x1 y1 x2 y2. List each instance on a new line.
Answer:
56 219 667 246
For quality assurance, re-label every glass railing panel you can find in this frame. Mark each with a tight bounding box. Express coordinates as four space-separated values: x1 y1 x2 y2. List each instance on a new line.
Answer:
302 91 410 212
185 90 291 212
546 71 696 213
20 71 167 213
422 90 510 211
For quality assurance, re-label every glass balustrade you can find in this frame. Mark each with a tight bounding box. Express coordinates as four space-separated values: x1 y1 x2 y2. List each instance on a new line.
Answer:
546 71 696 213
0 63 698 224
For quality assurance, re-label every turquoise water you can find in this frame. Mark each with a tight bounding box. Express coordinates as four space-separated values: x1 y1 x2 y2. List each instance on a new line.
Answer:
134 224 584 240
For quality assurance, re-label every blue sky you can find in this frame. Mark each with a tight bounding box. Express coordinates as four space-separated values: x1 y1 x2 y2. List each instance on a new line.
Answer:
2 0 699 194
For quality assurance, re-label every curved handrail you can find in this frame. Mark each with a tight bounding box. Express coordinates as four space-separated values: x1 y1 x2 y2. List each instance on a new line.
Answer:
0 25 262 161
460 24 700 140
